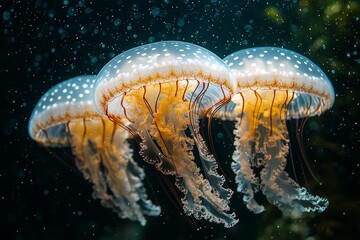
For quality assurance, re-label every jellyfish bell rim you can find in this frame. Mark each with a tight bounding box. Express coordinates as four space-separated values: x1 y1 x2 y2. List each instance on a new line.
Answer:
28 75 99 146
93 40 237 116
224 46 335 118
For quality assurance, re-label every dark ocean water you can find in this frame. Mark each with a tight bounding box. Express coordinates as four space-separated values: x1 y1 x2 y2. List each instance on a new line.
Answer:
1 0 359 239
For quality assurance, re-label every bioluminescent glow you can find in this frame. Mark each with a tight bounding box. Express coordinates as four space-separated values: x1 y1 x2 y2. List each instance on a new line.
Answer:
29 42 334 227
28 75 160 226
220 47 334 214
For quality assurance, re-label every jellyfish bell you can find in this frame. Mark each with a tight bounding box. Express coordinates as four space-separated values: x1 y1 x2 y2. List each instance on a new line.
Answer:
28 75 160 226
28 76 100 147
221 47 334 214
94 41 238 227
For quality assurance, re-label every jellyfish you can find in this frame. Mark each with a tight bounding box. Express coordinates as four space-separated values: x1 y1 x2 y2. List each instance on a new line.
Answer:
220 47 335 214
93 41 238 227
28 75 160 226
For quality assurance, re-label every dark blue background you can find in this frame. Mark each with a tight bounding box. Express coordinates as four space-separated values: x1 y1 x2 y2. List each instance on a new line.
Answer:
1 0 359 239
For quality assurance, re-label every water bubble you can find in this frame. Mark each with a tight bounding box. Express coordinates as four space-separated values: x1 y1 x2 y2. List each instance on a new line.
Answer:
148 37 155 43
85 8 93 14
114 18 122 26
67 7 76 16
165 22 172 29
80 26 87 34
204 5 211 12
78 0 86 7
244 24 252 32
90 56 97 63
134 12 142 20
150 7 160 17
177 18 185 27
3 11 10 21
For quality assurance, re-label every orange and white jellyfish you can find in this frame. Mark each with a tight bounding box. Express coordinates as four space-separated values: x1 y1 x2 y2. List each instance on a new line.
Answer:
221 47 334 214
93 41 238 227
28 75 160 226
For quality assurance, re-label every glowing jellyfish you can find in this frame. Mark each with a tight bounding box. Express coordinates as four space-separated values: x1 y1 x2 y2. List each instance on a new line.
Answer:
221 47 334 214
93 41 238 227
28 75 160 225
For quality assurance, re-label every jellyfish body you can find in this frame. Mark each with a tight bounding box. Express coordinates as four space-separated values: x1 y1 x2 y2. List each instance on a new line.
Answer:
28 75 160 226
94 41 238 227
221 47 334 213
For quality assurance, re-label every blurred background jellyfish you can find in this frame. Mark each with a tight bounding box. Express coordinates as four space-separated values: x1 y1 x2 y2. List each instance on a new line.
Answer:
220 47 335 214
93 41 238 227
28 75 160 226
